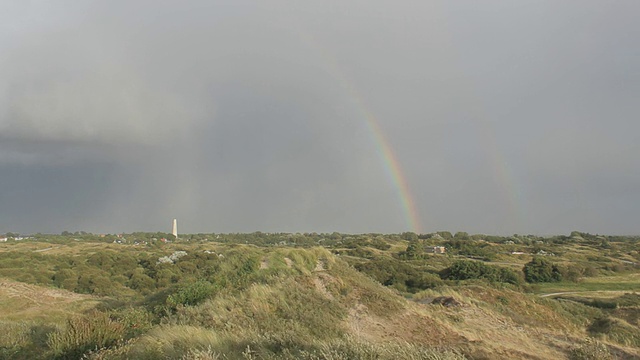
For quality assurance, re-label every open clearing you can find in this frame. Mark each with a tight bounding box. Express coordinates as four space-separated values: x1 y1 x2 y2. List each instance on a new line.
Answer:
536 273 640 296
0 279 100 322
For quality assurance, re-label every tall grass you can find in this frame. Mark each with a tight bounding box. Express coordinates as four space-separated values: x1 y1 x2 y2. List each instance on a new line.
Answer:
568 339 613 360
89 327 466 360
588 316 640 347
0 321 60 360
46 311 125 359
169 276 347 341
329 260 404 317
0 321 35 359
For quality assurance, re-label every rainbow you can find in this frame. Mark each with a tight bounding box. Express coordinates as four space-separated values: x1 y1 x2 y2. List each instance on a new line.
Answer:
362 110 423 234
341 85 423 234
441 50 524 230
477 120 525 231
291 29 423 233
284 4 527 234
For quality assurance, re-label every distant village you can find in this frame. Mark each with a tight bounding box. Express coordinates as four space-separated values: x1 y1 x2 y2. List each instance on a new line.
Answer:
0 235 30 242
0 228 571 258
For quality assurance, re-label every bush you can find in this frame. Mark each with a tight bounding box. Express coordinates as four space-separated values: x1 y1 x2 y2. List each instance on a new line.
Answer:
0 321 33 358
110 307 154 338
354 258 443 293
167 280 217 308
444 240 496 261
588 316 640 347
127 270 156 295
523 257 562 283
52 269 78 291
369 238 391 251
47 312 125 359
441 260 523 285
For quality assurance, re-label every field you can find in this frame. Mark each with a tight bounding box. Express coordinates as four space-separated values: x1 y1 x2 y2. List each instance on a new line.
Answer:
0 231 638 359
538 274 640 296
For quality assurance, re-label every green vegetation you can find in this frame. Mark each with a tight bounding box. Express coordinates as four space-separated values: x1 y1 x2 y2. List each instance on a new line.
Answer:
353 257 443 293
47 312 126 359
0 230 638 358
524 257 563 283
440 260 523 285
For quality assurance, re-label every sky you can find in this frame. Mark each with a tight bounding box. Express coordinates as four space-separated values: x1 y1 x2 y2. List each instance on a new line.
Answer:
1 1 639 235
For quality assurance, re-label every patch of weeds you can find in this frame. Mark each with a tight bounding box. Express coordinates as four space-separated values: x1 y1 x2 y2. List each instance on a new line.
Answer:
569 339 613 360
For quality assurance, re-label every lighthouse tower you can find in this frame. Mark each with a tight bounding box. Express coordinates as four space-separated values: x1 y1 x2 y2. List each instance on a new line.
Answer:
172 219 178 239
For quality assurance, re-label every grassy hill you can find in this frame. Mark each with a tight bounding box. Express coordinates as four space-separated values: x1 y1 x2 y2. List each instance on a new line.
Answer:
0 232 639 359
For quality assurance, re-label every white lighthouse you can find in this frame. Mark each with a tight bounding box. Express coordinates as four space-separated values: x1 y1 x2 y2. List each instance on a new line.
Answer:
172 219 178 239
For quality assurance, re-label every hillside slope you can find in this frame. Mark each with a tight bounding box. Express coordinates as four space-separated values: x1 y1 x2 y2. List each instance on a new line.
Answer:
88 249 639 359
0 246 638 359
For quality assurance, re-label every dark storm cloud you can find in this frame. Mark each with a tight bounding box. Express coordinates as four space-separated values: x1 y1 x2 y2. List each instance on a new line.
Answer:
1 1 639 235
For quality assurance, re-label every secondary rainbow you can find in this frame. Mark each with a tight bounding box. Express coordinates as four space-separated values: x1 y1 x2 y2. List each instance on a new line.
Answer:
286 3 525 234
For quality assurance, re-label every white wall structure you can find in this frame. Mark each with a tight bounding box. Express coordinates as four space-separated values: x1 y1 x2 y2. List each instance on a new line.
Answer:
172 219 178 239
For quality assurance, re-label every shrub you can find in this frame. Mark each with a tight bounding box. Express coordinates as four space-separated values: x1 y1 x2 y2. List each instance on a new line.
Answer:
369 238 391 250
167 280 217 308
615 292 640 307
47 312 125 359
569 339 613 360
111 307 154 338
52 269 78 291
441 260 523 285
588 316 640 347
0 321 33 358
354 258 443 293
406 273 444 290
127 270 156 295
523 257 562 283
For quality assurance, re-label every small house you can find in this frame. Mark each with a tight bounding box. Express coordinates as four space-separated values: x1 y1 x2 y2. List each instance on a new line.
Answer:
425 246 446 254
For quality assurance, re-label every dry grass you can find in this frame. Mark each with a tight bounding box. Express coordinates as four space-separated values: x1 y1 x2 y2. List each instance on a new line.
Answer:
2 240 640 359
0 279 100 322
412 285 640 359
47 311 126 359
89 327 467 360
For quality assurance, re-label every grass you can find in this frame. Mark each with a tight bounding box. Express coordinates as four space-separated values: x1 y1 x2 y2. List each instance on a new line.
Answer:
537 273 640 295
47 311 126 359
569 339 614 360
588 316 640 347
410 284 633 358
2 237 640 359
0 279 102 323
168 275 347 341
88 328 468 360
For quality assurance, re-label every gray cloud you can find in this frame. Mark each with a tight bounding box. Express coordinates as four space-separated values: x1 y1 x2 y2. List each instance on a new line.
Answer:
1 1 639 235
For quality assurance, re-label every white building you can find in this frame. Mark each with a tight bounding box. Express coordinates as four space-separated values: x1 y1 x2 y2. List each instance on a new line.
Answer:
172 219 178 239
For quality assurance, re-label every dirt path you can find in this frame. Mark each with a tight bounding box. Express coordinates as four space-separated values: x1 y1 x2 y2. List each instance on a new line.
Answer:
540 290 631 298
540 291 581 298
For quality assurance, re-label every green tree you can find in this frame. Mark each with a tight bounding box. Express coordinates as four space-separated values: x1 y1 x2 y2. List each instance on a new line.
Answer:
404 240 424 259
53 269 78 291
523 257 562 283
127 269 156 295
441 260 522 285
401 232 418 242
